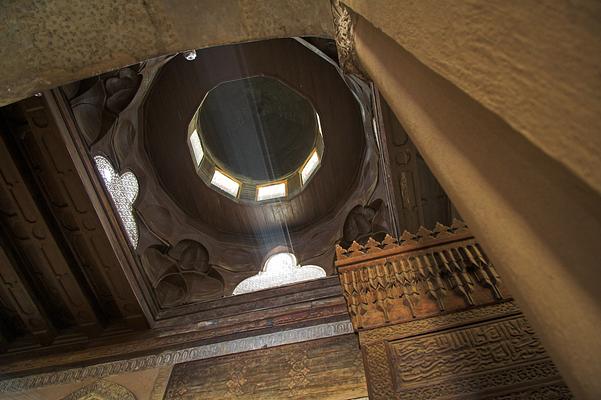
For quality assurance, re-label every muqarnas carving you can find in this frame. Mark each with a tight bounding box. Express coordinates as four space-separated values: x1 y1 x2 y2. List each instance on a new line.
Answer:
144 240 224 307
342 199 386 246
65 66 142 146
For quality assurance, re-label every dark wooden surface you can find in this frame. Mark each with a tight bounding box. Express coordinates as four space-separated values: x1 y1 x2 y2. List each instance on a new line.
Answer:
56 37 387 320
0 275 348 377
164 334 368 400
375 92 457 234
144 39 365 237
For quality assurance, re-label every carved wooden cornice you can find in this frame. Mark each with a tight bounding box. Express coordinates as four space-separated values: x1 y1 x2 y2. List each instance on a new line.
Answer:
335 220 510 330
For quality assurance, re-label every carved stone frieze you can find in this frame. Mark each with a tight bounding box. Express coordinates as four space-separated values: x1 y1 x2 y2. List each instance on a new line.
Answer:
389 317 547 389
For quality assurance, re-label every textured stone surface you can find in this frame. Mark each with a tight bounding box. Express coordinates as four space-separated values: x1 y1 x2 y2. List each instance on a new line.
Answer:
0 0 334 106
345 0 601 198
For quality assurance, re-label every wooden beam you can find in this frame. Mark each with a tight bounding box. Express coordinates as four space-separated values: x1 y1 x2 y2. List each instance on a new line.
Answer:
0 132 101 336
16 98 146 330
0 244 55 345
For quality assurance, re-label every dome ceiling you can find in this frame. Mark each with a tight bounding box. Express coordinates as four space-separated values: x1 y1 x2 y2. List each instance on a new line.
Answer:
144 39 366 236
63 37 391 317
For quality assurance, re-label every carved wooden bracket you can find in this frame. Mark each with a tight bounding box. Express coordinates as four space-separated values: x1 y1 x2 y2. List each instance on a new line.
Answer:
336 220 510 330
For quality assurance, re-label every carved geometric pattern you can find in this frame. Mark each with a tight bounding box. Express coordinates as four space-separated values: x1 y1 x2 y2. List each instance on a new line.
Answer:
489 383 572 399
337 221 506 330
389 317 547 386
397 361 566 400
285 347 311 397
61 379 136 400
164 334 367 399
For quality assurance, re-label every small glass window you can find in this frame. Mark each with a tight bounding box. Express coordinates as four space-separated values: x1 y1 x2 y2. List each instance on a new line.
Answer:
211 169 240 197
256 182 287 201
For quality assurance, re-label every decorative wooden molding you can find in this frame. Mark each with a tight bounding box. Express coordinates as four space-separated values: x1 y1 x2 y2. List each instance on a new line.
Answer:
0 320 353 393
336 220 510 330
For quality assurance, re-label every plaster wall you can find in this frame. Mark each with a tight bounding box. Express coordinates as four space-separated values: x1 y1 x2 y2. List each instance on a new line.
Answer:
0 0 334 106
345 0 601 199
353 15 601 399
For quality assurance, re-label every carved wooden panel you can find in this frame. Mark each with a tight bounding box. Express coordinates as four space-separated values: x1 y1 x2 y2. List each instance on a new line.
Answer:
336 220 509 330
0 131 100 336
164 334 367 400
358 302 572 399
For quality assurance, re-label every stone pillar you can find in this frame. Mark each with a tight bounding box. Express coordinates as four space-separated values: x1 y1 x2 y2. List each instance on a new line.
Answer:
336 223 571 399
343 13 601 399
